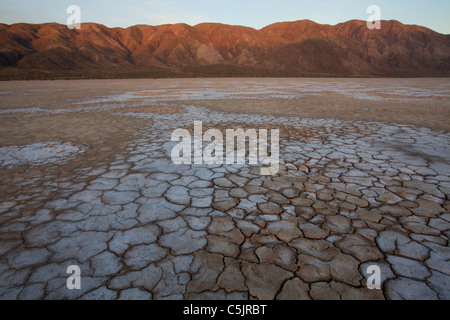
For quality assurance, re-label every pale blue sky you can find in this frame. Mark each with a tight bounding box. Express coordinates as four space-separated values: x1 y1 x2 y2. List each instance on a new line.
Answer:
0 0 449 34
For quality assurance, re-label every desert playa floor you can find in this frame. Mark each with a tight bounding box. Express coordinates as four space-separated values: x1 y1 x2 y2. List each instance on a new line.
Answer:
0 78 449 300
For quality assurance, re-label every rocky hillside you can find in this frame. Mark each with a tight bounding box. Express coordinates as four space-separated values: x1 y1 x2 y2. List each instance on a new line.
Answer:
0 19 449 78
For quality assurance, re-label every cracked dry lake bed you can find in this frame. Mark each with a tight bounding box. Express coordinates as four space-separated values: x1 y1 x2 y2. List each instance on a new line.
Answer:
0 78 449 300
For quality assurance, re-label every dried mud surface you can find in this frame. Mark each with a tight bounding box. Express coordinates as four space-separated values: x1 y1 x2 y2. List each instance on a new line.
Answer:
0 78 449 300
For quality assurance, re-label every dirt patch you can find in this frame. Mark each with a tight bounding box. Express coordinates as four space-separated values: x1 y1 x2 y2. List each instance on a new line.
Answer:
185 94 450 132
111 105 183 114
0 112 151 202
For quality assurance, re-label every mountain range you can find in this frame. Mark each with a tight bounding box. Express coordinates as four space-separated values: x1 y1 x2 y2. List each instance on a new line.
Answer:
0 19 449 79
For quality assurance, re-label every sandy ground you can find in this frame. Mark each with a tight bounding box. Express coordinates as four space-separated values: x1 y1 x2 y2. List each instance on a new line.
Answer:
0 78 449 131
0 78 449 301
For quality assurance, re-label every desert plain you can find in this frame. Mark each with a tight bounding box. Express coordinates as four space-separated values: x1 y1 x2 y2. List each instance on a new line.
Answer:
0 77 449 300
